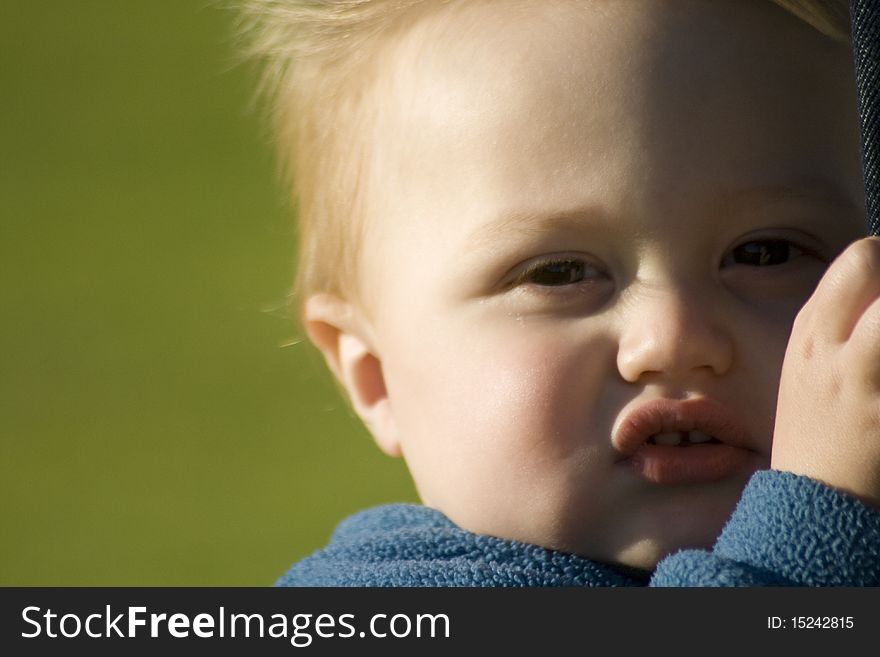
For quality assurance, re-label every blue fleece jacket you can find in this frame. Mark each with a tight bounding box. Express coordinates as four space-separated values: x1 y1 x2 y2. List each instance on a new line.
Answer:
276 471 880 587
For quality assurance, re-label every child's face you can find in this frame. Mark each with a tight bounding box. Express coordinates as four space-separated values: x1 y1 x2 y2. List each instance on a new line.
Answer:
343 1 865 567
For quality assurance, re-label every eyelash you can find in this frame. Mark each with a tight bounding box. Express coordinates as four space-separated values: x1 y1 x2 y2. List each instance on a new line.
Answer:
722 238 813 267
512 239 818 289
513 257 604 287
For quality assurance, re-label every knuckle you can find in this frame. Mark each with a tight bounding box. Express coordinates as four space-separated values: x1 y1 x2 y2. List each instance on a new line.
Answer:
799 333 815 361
790 304 812 333
827 365 845 401
843 238 880 275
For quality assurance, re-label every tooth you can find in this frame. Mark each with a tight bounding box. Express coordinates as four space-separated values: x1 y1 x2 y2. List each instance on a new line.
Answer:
653 432 682 446
689 431 714 444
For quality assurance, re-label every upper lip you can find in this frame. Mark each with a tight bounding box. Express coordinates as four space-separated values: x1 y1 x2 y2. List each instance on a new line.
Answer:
612 397 757 460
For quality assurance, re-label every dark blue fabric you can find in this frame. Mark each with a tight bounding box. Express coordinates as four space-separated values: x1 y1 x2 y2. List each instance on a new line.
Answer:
275 503 648 587
276 471 880 587
851 0 880 235
652 471 880 586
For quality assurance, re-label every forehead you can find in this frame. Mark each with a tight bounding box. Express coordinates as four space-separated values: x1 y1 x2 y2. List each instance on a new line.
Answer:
363 0 861 249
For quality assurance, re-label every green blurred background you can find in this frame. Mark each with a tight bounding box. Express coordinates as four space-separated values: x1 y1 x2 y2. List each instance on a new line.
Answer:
0 1 417 585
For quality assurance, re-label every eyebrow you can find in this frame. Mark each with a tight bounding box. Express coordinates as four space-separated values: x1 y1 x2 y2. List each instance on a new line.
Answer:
722 180 861 214
467 207 613 250
466 179 862 249
718 179 866 239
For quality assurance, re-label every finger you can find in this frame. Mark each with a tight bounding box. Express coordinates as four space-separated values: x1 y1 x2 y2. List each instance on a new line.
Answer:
847 293 880 385
807 237 880 343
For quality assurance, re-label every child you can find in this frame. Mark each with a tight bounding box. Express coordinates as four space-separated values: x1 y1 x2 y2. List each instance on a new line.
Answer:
242 0 880 586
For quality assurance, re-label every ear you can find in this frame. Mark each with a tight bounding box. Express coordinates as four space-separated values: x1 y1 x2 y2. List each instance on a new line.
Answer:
303 293 401 457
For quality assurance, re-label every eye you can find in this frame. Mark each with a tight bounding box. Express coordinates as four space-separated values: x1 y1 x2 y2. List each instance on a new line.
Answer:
515 258 601 286
723 239 807 267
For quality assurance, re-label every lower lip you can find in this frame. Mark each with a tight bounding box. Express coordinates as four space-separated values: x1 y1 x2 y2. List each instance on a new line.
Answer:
625 444 762 485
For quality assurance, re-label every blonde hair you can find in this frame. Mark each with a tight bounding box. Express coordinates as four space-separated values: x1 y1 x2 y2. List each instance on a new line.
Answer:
239 0 851 307
240 0 435 309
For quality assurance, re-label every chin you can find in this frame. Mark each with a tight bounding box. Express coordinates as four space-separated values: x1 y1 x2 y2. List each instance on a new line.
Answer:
575 482 747 571
612 534 716 571
620 505 739 570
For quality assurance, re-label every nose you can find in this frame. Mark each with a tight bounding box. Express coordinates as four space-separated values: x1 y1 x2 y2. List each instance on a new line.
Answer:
616 282 734 384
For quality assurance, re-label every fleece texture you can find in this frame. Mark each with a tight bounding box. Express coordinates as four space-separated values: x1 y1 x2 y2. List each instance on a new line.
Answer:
276 503 648 587
652 471 880 586
276 471 880 587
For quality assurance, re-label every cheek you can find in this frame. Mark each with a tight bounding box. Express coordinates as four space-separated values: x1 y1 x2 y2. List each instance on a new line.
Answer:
750 302 799 377
382 318 621 543
386 323 612 470
733 309 798 450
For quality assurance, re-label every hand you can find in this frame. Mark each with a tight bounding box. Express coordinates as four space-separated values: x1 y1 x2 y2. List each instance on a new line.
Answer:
771 237 880 507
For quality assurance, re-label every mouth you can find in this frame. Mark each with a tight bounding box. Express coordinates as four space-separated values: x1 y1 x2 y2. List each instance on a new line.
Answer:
646 430 721 446
613 398 767 485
